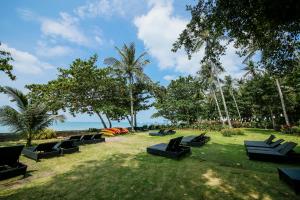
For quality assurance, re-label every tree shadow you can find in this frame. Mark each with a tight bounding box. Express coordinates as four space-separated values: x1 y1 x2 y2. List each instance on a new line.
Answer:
1 141 299 200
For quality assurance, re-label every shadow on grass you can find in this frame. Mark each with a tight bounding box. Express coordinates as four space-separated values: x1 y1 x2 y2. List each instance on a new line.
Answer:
1 142 299 200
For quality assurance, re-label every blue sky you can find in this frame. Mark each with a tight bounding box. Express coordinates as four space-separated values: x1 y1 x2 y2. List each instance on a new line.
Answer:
0 0 245 124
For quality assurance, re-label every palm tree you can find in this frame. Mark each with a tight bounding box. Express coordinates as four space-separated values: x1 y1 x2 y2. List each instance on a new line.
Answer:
224 75 241 121
0 86 65 146
242 60 263 79
198 62 225 126
213 63 232 128
104 43 150 131
243 55 290 126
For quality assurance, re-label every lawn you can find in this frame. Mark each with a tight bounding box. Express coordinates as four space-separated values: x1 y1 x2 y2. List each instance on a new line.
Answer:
1 129 300 200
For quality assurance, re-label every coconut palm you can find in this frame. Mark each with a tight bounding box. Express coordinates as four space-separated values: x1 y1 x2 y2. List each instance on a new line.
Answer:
198 62 226 126
224 75 242 121
104 43 150 131
0 86 65 146
242 61 263 79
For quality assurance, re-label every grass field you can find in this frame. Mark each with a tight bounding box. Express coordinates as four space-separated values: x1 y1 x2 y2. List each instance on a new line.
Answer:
1 129 300 200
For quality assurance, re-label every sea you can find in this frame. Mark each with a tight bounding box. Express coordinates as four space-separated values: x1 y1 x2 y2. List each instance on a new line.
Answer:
0 121 150 134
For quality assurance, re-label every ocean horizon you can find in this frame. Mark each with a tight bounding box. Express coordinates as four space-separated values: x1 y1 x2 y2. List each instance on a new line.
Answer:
0 121 160 134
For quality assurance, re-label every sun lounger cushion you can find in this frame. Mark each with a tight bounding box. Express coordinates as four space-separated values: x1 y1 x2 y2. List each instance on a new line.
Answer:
0 145 27 180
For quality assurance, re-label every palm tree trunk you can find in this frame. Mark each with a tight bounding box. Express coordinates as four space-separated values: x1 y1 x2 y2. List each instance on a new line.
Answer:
275 78 290 126
129 76 135 131
212 88 224 126
269 107 276 130
134 111 137 127
105 114 112 128
26 131 32 146
95 111 107 128
215 72 232 128
230 90 241 121
126 115 133 131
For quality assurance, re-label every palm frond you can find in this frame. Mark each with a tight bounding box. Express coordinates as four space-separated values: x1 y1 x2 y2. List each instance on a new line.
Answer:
0 86 28 111
0 106 24 132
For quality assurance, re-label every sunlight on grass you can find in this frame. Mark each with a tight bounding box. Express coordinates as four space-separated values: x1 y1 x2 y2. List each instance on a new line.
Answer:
0 129 299 200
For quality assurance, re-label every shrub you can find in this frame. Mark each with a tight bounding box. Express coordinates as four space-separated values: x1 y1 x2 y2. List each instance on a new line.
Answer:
281 125 300 135
291 126 300 135
221 128 244 137
34 128 57 139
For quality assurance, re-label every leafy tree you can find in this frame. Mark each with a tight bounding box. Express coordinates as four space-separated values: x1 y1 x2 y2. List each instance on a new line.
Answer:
0 86 64 146
27 55 122 128
104 43 151 131
153 76 204 125
0 43 15 80
173 0 300 75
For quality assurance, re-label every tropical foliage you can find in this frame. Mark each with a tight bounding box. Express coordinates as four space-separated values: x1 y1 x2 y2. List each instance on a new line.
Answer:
0 86 64 146
0 43 15 80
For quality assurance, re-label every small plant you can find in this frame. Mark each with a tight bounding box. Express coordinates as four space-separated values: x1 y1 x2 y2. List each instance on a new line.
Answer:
34 128 57 139
221 128 244 137
281 125 300 135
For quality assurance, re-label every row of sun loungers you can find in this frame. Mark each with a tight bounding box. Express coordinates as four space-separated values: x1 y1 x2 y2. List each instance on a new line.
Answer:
22 133 105 161
149 129 176 136
147 133 210 159
0 133 106 180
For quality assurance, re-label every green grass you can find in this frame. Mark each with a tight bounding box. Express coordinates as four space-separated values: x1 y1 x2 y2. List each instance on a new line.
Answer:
1 128 300 200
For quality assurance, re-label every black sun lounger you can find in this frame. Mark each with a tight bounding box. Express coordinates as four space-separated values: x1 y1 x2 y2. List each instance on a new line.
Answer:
54 140 79 155
0 145 27 180
246 141 288 152
147 136 191 159
92 133 105 143
247 142 300 162
278 168 300 194
22 142 60 161
69 135 83 145
244 135 280 148
149 129 166 136
166 129 176 135
181 133 210 147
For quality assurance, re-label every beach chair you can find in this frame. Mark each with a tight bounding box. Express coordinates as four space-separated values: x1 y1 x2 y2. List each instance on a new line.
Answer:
147 137 191 159
246 142 300 162
278 168 300 194
92 133 105 143
54 140 79 155
68 135 83 145
244 135 283 148
0 145 27 180
149 129 166 136
181 133 210 147
22 142 60 161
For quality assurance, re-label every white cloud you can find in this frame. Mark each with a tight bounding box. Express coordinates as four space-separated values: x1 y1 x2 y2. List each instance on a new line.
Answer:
36 41 72 57
0 43 53 74
134 0 244 78
134 1 203 75
75 0 147 19
40 12 89 46
163 75 177 81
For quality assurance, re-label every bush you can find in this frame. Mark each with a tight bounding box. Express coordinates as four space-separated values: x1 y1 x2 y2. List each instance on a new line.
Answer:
34 128 57 139
221 128 244 137
281 125 300 135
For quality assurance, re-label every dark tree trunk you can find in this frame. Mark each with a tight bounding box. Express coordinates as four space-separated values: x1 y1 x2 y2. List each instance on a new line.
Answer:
134 111 137 127
105 114 112 128
95 111 107 128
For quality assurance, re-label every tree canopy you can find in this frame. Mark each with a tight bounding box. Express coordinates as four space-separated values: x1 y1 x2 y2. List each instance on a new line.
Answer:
173 0 300 75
